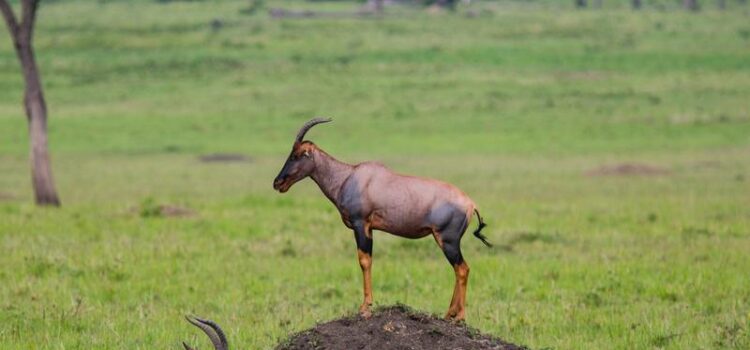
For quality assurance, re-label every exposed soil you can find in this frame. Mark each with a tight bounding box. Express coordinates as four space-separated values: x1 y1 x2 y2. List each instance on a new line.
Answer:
277 305 526 350
157 205 196 218
0 192 15 201
585 162 670 177
198 153 251 163
134 204 196 218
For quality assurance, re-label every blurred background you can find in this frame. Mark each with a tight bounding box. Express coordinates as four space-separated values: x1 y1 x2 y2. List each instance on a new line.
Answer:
1 0 749 349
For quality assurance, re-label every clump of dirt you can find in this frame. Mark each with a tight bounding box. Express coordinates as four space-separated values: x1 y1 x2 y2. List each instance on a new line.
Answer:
277 305 526 350
198 153 251 163
137 198 196 218
585 162 670 177
158 205 196 218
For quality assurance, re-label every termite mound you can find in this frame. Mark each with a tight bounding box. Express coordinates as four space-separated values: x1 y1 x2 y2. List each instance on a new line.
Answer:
276 304 526 350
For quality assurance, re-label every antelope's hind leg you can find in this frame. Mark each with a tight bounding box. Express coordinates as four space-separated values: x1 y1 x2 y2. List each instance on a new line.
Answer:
439 235 469 321
353 221 374 318
433 209 471 321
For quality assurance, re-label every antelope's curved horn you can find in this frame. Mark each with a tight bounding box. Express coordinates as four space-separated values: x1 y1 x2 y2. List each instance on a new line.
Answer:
184 315 229 350
295 117 332 143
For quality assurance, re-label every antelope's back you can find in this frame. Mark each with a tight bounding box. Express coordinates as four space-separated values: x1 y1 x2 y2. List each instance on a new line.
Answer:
353 163 473 237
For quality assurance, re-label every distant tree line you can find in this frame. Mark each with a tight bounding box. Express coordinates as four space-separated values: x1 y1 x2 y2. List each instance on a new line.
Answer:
574 0 746 10
146 0 748 11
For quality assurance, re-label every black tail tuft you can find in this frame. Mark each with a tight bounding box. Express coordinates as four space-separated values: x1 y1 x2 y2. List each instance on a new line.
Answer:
472 209 492 247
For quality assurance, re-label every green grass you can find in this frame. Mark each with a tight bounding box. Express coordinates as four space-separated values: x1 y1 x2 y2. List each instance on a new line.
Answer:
1 1 749 349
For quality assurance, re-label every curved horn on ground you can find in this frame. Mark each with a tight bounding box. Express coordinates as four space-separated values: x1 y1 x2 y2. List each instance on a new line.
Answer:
295 117 332 143
183 316 229 350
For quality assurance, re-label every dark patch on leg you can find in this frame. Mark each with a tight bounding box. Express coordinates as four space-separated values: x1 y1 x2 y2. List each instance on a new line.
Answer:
338 177 365 228
441 238 464 266
353 221 373 255
430 204 469 265
428 204 469 241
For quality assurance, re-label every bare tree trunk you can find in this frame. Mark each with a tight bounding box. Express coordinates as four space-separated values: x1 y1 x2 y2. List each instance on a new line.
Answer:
717 0 726 10
632 0 642 10
683 0 700 11
1 0 61 206
575 0 587 8
21 43 60 206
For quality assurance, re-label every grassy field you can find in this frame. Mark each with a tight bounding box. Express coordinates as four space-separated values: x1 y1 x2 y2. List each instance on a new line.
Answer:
1 1 749 349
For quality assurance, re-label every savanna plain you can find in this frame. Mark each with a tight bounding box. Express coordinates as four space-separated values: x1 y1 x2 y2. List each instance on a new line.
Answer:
1 1 749 349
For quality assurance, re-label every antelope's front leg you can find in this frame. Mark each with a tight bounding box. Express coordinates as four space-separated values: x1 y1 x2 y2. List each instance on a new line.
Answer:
353 221 373 318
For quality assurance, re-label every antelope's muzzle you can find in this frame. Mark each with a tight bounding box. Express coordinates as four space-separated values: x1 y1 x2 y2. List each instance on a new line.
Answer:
273 177 289 193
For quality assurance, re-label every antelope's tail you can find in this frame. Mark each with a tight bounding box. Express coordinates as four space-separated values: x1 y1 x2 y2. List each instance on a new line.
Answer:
472 209 492 247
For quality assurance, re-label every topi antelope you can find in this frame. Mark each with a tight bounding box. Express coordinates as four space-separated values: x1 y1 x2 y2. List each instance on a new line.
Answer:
273 118 491 321
182 316 228 350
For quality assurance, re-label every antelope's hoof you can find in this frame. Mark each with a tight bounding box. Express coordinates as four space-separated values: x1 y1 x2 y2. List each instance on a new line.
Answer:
444 310 465 322
359 305 373 319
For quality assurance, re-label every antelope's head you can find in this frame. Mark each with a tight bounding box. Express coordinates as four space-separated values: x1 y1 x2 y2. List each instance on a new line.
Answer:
273 117 331 193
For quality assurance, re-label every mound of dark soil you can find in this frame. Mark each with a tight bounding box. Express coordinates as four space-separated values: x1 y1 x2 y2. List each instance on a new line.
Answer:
277 305 526 350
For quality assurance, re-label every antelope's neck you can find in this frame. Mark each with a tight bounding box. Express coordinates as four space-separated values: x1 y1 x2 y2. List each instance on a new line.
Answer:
309 149 354 206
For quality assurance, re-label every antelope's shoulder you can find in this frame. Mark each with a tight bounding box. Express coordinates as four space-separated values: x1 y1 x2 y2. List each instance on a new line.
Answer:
351 161 393 178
